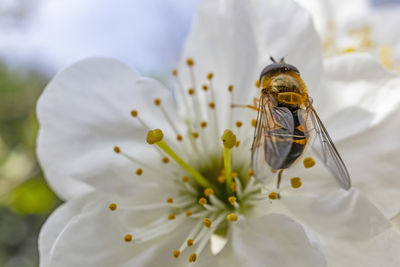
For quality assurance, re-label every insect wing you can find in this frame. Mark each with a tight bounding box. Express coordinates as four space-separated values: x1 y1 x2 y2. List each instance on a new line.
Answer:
299 105 351 190
251 96 294 184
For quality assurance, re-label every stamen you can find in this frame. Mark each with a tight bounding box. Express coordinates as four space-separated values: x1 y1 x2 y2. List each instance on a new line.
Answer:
202 84 208 91
176 134 183 141
203 218 212 228
172 69 178 76
153 98 181 136
303 157 316 168
130 109 151 130
227 213 238 222
231 182 237 192
168 214 176 220
221 130 236 193
154 98 161 106
198 198 207 205
208 102 215 109
109 203 117 211
162 157 170 163
136 168 143 176
146 129 215 190
235 121 243 128
173 250 180 258
188 88 195 95
207 72 214 80
251 119 257 127
269 192 278 200
217 175 225 184
186 211 193 217
228 196 236 206
186 58 194 67
166 198 174 204
255 79 260 88
248 169 254 177
187 239 194 247
200 121 207 128
192 132 199 139
182 176 190 183
291 177 302 189
204 188 214 197
188 253 197 263
114 146 121 154
124 234 133 242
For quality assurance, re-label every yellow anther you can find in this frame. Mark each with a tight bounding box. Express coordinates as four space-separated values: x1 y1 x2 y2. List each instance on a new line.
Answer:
228 85 234 92
248 169 254 177
162 157 170 163
198 197 207 205
269 192 278 200
187 239 194 247
202 84 208 91
166 198 174 204
227 213 238 222
124 234 132 242
130 110 138 117
109 203 117 211
251 119 257 127
303 157 316 168
172 69 178 76
342 47 356 53
231 172 238 178
136 168 143 176
221 130 236 149
186 58 194 67
186 211 193 217
200 121 207 128
113 146 121 154
154 98 161 106
168 213 176 220
176 134 183 141
188 88 195 95
220 169 225 175
207 72 214 80
255 79 260 88
182 176 189 183
208 102 215 109
291 177 302 189
204 188 214 197
192 132 199 139
232 182 237 192
146 129 164 144
235 141 240 147
203 218 212 228
235 121 243 128
228 196 237 205
173 250 180 258
218 175 225 184
188 253 197 263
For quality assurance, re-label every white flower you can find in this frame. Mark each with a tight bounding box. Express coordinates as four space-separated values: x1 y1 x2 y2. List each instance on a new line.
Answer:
37 0 400 266
296 0 400 71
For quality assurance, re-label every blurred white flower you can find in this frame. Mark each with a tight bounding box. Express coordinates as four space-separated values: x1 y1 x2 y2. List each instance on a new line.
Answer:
296 0 400 72
36 0 400 266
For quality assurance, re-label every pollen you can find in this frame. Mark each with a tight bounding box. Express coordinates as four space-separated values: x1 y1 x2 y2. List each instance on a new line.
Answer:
228 85 234 92
231 172 238 178
176 134 183 141
291 177 302 189
146 129 164 144
202 84 208 91
228 196 236 205
269 192 278 200
204 188 214 196
248 169 254 177
221 129 236 149
136 168 143 176
162 157 170 163
168 213 176 220
198 197 207 205
251 119 257 127
192 132 199 139
130 110 138 117
188 253 197 263
113 146 121 154
235 141 241 147
166 198 173 204
231 182 237 192
208 102 215 109
203 218 212 228
187 239 194 247
200 121 208 128
173 250 180 258
188 88 195 95
172 69 178 76
235 121 243 128
218 175 225 184
255 79 260 88
207 72 214 80
182 176 189 183
186 211 193 217
186 58 194 67
124 234 133 242
303 157 316 168
154 98 161 106
108 203 117 211
227 213 238 222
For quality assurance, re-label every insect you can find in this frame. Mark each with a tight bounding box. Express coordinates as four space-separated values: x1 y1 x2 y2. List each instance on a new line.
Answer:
250 57 351 191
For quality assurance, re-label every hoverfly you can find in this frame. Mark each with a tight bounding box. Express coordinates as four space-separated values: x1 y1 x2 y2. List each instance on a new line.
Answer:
250 57 351 190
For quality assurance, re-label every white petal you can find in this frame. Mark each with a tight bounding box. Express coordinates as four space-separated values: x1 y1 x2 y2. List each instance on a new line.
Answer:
216 214 327 267
37 58 181 200
177 0 322 129
40 193 199 267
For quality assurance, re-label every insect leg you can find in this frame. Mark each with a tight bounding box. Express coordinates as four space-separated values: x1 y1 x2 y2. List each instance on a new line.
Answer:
277 169 283 199
230 104 258 111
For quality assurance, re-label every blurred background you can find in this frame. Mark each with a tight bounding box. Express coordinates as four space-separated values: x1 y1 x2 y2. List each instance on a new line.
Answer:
0 0 398 266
